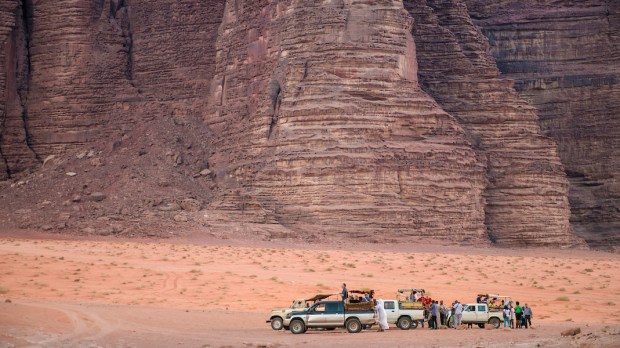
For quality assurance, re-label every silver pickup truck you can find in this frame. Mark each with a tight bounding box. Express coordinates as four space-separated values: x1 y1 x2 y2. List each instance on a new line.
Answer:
283 300 376 334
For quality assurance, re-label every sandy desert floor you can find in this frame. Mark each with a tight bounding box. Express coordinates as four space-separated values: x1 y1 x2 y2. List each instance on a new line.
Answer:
0 232 619 347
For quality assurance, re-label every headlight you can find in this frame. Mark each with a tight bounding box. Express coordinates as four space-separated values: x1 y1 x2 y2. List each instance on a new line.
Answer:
286 313 292 319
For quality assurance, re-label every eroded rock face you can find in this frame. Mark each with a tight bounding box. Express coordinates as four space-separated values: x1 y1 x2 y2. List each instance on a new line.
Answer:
406 0 573 246
206 0 488 242
0 0 613 247
466 0 620 247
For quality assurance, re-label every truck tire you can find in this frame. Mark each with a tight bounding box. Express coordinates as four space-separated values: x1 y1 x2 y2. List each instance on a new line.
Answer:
346 318 362 333
397 316 412 330
270 317 283 330
290 319 306 334
488 317 501 329
478 323 485 329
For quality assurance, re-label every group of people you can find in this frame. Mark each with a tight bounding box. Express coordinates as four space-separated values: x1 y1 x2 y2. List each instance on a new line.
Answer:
341 284 374 303
341 284 534 331
502 302 533 329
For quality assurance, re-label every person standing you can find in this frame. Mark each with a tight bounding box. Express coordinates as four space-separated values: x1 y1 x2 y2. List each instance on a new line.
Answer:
374 299 389 332
523 304 533 328
503 305 510 328
341 283 348 302
429 301 437 329
435 300 440 329
440 300 447 326
510 303 516 329
453 300 463 328
515 301 523 328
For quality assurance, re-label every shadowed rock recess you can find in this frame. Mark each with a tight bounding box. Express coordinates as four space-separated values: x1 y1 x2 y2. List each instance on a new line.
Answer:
0 0 616 247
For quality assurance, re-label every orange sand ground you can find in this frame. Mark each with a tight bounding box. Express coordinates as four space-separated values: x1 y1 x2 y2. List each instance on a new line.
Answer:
1 235 619 347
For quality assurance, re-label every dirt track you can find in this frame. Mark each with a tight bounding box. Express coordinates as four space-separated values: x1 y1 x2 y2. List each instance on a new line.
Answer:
1 234 619 347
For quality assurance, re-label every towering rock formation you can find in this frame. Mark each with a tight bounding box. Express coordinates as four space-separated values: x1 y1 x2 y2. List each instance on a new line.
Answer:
0 0 613 247
206 0 488 242
466 0 620 247
406 0 573 245
0 0 226 179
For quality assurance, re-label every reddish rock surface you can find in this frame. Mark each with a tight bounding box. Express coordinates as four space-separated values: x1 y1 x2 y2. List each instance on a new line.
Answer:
206 0 487 243
466 0 620 247
406 0 574 246
0 0 615 247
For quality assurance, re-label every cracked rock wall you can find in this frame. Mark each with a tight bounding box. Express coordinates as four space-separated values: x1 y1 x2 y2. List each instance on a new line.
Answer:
406 0 573 246
466 0 620 247
206 0 488 242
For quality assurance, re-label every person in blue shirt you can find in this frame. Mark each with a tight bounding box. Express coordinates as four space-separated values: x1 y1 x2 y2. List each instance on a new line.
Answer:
341 283 348 301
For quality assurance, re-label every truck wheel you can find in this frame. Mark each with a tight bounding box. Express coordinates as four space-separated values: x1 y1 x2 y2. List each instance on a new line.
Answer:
397 316 412 330
346 318 362 333
290 319 306 334
488 317 501 329
478 323 485 329
270 317 283 330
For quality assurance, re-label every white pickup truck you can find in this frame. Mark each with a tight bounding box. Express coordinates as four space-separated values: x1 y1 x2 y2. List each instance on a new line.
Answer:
448 303 502 329
283 300 376 334
382 300 425 329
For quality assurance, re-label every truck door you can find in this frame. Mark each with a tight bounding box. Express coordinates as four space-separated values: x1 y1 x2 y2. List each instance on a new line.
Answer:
477 305 487 322
384 301 398 323
323 301 344 326
306 302 327 326
462 305 477 322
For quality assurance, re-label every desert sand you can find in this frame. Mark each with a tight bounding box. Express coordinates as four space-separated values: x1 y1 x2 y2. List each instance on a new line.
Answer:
1 233 619 347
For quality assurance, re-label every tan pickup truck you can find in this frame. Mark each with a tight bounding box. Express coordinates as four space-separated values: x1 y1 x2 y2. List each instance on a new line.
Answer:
266 294 335 330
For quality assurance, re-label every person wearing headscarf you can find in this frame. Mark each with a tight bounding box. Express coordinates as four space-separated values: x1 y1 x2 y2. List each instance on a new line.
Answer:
374 299 389 332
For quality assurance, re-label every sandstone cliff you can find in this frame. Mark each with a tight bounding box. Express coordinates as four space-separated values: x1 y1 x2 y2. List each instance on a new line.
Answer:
406 0 573 246
466 0 620 247
206 0 487 242
0 0 615 247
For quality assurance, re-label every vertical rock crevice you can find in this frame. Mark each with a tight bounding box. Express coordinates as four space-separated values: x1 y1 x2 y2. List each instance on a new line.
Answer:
17 0 38 161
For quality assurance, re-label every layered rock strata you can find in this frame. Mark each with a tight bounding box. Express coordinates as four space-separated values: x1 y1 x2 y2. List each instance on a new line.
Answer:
206 0 488 242
406 0 573 245
466 0 620 247
1 0 37 179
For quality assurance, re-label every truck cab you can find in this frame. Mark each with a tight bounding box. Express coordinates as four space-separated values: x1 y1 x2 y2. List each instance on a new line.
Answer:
283 300 375 334
383 299 425 329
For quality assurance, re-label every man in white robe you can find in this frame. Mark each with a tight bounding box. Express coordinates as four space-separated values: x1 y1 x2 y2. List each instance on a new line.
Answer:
374 299 389 331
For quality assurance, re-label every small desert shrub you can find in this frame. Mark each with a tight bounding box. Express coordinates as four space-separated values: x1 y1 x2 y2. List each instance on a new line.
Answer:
573 291 581 294
584 268 593 273
556 296 570 302
0 286 9 294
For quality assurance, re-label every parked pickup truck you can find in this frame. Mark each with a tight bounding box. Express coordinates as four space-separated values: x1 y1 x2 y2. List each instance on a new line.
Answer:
382 300 425 329
267 294 335 330
448 303 502 329
283 300 376 334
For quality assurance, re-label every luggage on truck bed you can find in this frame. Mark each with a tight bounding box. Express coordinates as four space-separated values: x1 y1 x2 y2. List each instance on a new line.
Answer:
345 301 374 311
